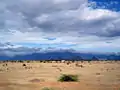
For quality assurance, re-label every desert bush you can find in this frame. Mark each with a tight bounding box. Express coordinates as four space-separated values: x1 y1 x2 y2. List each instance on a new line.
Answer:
47 61 52 63
52 65 57 67
18 60 24 63
41 87 54 90
57 67 62 72
43 61 46 63
23 64 26 66
40 61 43 63
58 74 79 82
96 73 101 75
75 63 84 68
3 63 7 67
66 62 70 65
27 60 30 63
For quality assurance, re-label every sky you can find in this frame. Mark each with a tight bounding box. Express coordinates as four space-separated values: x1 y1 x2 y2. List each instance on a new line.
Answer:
0 0 120 56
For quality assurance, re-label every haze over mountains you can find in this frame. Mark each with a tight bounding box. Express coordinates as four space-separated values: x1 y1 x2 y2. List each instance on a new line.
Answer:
0 50 120 61
0 42 120 60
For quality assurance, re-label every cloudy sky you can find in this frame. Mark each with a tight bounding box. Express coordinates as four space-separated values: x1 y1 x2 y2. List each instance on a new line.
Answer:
0 0 120 56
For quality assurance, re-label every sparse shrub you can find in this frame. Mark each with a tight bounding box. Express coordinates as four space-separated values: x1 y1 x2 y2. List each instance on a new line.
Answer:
41 87 54 90
52 65 57 67
47 60 52 63
55 61 58 63
71 60 75 63
27 60 30 63
57 67 62 72
40 61 43 63
58 74 79 82
49 61 52 63
18 60 24 63
23 64 26 66
96 73 100 75
43 61 46 63
75 63 84 68
3 63 7 67
66 62 70 65
88 60 91 63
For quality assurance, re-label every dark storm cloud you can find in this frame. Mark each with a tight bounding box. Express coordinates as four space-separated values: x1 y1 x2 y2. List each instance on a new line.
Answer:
0 0 120 37
0 42 42 56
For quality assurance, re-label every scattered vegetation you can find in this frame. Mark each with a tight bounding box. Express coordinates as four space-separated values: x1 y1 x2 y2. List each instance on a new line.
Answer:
52 65 58 67
75 63 84 67
25 66 32 69
66 61 71 65
29 78 41 83
3 63 7 67
43 61 46 63
27 60 30 63
57 67 62 72
58 74 79 82
41 87 54 90
18 60 24 63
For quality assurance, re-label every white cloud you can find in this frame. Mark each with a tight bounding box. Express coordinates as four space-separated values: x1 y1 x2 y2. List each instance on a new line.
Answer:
0 0 120 54
53 0 70 4
79 7 119 20
35 14 49 24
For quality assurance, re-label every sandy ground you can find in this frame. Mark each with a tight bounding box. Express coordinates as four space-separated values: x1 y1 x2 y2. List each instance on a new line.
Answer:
0 61 120 90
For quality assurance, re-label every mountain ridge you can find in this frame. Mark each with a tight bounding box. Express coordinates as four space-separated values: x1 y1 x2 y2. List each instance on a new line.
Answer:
0 50 120 61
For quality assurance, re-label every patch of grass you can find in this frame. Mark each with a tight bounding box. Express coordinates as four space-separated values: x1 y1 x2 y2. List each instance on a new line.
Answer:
58 74 79 82
41 87 54 90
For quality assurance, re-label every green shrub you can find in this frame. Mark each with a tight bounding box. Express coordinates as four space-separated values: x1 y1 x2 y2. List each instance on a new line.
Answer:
58 74 79 82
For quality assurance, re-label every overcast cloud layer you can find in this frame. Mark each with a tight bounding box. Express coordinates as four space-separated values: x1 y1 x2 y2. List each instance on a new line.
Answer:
0 0 120 55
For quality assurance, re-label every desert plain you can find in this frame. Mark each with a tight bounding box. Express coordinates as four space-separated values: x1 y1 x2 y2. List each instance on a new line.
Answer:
0 60 120 90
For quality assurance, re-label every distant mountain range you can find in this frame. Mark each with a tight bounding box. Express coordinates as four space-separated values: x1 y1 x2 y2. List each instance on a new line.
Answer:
0 50 120 61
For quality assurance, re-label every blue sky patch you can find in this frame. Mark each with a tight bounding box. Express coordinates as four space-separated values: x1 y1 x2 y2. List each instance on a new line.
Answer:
89 0 120 11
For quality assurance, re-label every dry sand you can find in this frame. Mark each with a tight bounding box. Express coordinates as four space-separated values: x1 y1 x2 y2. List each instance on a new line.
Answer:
0 61 120 90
